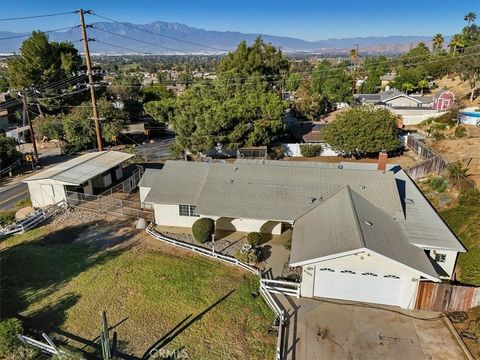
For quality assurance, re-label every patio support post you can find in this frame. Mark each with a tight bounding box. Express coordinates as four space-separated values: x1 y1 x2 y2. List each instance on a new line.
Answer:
211 233 215 253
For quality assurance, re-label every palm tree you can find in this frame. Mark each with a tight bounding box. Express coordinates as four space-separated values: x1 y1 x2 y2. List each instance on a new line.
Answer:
418 79 429 95
447 161 469 189
432 33 444 52
464 12 477 26
402 82 415 94
449 34 466 54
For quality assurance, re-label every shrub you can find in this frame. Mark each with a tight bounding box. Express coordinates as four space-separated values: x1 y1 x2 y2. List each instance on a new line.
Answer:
247 232 262 246
454 125 467 138
15 197 32 208
234 249 260 264
430 129 445 141
284 237 292 250
0 210 16 227
192 218 215 243
427 176 448 193
35 114 65 141
300 144 323 157
269 145 284 160
0 318 22 357
459 189 480 207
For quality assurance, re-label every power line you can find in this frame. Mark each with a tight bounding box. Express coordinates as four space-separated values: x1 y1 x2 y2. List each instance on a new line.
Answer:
0 25 79 41
91 26 189 54
0 11 76 21
90 12 229 52
90 39 156 55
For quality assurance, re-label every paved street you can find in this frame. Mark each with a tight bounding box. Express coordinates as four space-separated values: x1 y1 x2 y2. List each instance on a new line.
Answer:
0 182 28 209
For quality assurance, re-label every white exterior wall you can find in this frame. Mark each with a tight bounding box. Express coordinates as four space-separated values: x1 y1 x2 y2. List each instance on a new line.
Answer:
139 186 153 209
428 249 458 279
154 203 199 227
214 217 283 234
27 180 66 208
387 96 420 107
281 143 339 157
152 203 285 234
300 250 421 310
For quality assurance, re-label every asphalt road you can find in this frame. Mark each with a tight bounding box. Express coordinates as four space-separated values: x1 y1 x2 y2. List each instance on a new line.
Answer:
0 182 29 210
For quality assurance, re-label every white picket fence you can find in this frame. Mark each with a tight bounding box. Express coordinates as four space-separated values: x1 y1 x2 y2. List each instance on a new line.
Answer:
0 209 47 237
146 224 260 274
19 334 58 355
260 278 301 298
146 223 300 360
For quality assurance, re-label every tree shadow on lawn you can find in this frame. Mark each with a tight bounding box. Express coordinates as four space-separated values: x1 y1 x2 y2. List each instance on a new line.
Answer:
0 220 134 333
141 289 235 359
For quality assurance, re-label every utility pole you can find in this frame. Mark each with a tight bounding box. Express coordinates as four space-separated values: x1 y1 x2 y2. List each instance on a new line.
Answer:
78 9 103 151
22 94 38 160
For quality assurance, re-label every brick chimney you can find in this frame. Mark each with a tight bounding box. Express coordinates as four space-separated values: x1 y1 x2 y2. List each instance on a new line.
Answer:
377 151 388 172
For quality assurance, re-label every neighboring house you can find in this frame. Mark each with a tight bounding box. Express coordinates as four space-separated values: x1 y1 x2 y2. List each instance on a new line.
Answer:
355 89 433 108
354 89 451 125
433 89 455 111
380 73 396 90
139 159 465 309
23 151 133 208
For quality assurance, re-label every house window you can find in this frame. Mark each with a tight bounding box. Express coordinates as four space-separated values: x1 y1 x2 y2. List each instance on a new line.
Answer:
178 205 199 217
435 253 447 263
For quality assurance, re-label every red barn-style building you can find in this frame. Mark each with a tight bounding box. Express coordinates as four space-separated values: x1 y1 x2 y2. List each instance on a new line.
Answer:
433 90 455 110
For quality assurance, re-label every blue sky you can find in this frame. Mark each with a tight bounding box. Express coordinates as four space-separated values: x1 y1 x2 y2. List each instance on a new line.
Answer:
0 0 477 40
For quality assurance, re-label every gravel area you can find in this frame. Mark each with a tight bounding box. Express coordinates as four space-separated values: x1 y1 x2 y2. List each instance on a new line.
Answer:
160 231 247 257
49 207 120 227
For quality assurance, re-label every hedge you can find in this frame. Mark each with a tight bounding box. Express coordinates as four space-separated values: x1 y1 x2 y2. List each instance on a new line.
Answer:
300 144 323 157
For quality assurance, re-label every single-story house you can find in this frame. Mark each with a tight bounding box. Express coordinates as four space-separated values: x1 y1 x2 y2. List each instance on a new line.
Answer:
139 159 465 309
380 72 396 89
355 89 433 108
23 151 133 208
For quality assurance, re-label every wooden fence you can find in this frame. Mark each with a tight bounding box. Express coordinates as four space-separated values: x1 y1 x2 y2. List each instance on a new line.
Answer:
415 282 480 312
405 135 448 180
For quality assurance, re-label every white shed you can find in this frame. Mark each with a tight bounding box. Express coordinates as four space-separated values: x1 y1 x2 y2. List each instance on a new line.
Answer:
23 151 133 208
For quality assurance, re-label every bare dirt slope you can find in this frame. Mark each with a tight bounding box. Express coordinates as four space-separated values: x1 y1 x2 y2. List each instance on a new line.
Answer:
435 76 480 108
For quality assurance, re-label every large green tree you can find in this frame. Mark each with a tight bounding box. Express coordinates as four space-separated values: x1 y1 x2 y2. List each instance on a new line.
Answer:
63 98 128 151
7 31 81 91
217 36 290 83
455 47 480 101
310 61 352 103
322 106 400 157
0 134 19 167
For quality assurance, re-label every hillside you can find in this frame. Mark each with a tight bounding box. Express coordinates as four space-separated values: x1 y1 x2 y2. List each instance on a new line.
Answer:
0 20 437 55
435 76 480 108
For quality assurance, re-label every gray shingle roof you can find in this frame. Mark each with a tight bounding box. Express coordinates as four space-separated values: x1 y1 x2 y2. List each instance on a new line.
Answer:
395 170 465 252
143 161 210 205
290 186 439 279
145 160 403 221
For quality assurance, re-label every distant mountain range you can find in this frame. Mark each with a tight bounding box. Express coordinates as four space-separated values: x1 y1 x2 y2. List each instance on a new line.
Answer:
0 20 443 55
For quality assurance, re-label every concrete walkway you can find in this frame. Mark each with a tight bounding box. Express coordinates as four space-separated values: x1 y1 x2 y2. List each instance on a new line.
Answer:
274 295 470 360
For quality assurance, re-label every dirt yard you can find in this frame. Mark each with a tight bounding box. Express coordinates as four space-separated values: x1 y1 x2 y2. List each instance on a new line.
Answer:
435 76 480 108
427 130 480 187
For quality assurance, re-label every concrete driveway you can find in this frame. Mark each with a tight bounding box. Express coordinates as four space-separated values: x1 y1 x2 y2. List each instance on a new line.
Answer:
276 296 470 360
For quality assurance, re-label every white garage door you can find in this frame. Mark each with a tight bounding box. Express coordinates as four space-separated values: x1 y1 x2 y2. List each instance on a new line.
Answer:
314 267 407 307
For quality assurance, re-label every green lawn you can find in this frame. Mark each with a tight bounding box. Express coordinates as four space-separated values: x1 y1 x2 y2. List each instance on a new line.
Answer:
0 221 275 359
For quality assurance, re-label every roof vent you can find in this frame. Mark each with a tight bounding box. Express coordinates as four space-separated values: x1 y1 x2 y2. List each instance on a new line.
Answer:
361 185 366 190
405 198 415 205
230 179 234 184
364 221 373 226
233 167 238 171
337 164 343 169
310 197 317 203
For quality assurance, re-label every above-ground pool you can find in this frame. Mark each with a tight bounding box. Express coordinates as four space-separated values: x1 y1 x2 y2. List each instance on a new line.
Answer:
459 107 480 126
